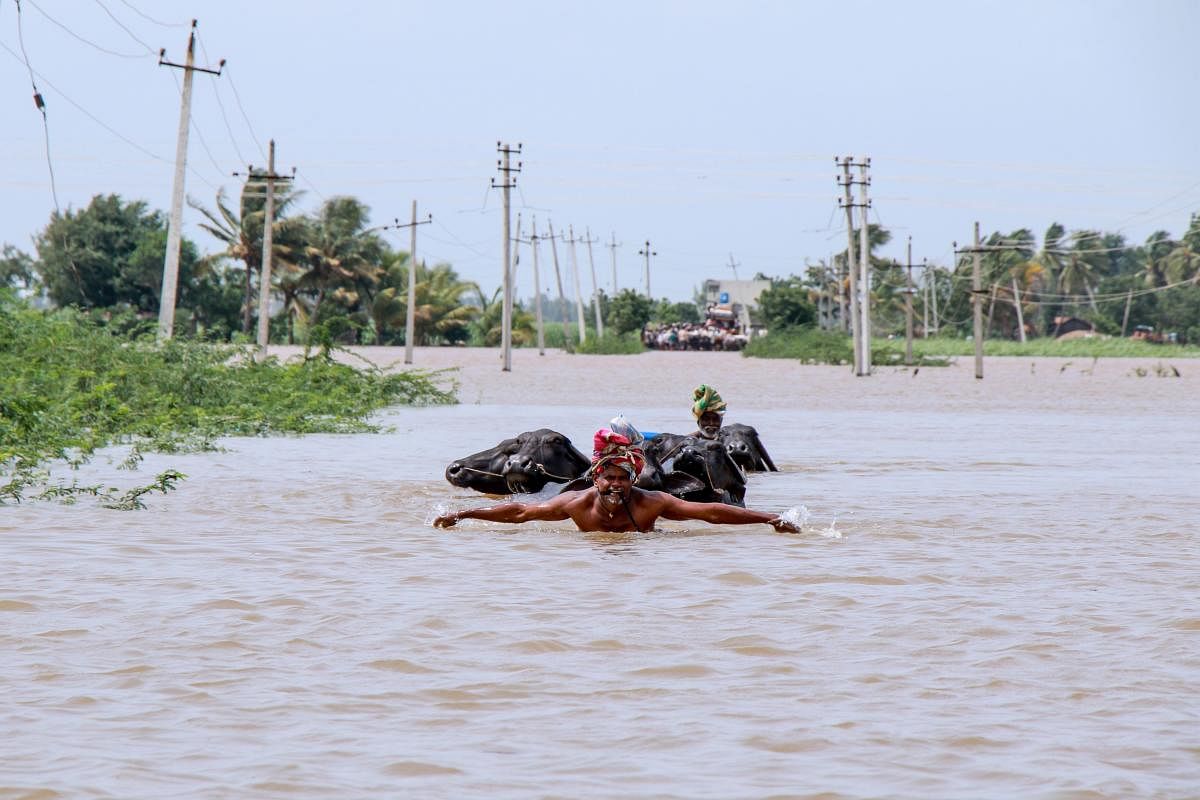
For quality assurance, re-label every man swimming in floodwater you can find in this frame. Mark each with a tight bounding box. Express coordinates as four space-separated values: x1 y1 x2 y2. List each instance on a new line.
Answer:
433 429 799 534
691 383 726 439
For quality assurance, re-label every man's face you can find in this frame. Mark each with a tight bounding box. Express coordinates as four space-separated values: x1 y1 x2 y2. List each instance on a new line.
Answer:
594 464 633 510
697 411 723 439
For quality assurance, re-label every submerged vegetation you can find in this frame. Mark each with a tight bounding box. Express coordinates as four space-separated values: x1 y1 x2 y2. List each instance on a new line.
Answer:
0 293 455 505
742 327 1200 363
743 328 952 366
574 331 646 355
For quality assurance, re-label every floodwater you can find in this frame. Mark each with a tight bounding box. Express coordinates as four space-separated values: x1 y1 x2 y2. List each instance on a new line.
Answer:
3 348 1199 799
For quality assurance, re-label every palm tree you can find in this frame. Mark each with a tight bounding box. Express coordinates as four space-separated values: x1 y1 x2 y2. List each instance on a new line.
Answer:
418 263 479 344
292 197 385 327
1029 223 1067 333
1165 213 1200 284
1137 231 1174 288
189 179 301 334
1057 230 1105 314
982 229 1036 339
467 286 537 346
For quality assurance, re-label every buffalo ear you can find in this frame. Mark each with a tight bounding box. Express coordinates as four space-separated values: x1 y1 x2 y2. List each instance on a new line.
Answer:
662 472 706 497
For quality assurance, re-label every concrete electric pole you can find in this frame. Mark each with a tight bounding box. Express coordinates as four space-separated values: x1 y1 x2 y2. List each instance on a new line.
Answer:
157 20 223 341
492 141 521 371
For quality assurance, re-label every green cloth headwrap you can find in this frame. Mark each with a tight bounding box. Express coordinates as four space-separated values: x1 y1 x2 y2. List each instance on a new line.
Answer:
691 384 727 419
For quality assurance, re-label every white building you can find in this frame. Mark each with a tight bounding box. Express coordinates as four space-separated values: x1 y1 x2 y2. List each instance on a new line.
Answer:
702 278 771 330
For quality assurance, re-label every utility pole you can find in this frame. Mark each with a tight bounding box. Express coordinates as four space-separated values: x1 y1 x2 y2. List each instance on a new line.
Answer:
955 223 986 379
394 201 432 364
607 232 621 294
493 141 521 371
156 20 223 341
507 213 523 366
837 156 867 375
546 221 571 347
527 218 546 354
838 253 848 334
956 232 1032 370
728 252 741 280
583 227 604 338
922 263 930 338
251 140 293 356
567 225 586 343
952 233 986 378
1012 275 1027 344
638 240 657 298
931 264 939 336
904 236 914 366
857 157 872 373
1121 288 1133 337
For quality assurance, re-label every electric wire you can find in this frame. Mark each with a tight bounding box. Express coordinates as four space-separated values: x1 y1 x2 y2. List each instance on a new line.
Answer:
169 70 227 183
223 65 268 162
13 0 58 212
195 34 246 167
25 0 148 59
292 170 328 203
91 0 156 56
1 39 168 164
115 0 187 28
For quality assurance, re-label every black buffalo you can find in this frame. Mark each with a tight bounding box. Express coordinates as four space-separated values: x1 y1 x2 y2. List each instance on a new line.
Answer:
718 423 777 472
445 429 591 495
667 436 748 506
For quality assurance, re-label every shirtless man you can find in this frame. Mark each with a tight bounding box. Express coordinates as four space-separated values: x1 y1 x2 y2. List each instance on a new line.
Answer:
434 429 799 534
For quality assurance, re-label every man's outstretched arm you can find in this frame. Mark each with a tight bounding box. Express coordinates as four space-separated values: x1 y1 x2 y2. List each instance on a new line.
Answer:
433 496 574 528
657 495 800 533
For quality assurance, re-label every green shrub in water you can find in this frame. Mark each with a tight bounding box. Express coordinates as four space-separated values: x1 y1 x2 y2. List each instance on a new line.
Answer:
743 328 950 366
574 331 645 355
0 292 455 505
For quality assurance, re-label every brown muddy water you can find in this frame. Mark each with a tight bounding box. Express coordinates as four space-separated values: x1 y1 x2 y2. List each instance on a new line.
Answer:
3 348 1199 799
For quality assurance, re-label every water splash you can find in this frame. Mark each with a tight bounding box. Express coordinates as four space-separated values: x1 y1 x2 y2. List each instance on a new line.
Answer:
817 516 843 539
779 505 811 530
779 505 843 538
425 502 451 527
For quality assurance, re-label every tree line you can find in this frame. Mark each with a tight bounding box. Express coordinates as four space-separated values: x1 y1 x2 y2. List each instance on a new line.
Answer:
0 185 730 347
792 218 1200 345
3 185 1197 346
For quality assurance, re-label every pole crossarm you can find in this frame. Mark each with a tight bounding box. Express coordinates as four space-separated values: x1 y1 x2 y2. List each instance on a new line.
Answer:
158 21 225 76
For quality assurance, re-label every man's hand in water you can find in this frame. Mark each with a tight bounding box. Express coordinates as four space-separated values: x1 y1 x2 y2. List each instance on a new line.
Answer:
768 516 801 534
433 512 460 528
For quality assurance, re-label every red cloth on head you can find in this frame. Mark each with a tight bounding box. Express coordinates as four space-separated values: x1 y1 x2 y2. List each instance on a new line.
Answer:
589 428 646 478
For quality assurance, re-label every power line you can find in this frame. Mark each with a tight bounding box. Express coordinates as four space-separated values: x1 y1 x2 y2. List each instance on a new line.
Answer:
13 0 58 212
194 34 246 166
25 0 149 59
291 168 327 203
223 65 268 162
115 0 188 28
168 70 227 182
91 0 157 56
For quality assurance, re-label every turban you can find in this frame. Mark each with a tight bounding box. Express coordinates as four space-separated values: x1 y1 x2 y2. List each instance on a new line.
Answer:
588 428 646 479
691 384 727 419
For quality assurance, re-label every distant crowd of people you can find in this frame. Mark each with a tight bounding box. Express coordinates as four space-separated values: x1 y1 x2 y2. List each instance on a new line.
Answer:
642 322 749 351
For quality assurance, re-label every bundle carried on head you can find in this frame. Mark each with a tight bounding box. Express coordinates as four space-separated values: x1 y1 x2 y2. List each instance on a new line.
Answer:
691 384 727 419
588 428 646 479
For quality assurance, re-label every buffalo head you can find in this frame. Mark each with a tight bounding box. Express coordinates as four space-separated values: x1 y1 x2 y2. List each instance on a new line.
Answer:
671 436 748 506
445 428 591 495
718 423 777 472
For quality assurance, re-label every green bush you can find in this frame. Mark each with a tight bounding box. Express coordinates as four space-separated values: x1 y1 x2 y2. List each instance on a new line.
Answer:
574 331 645 355
744 328 950 366
0 292 455 504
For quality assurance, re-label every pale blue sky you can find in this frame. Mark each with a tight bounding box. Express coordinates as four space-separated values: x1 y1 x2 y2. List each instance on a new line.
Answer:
2 0 1197 301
